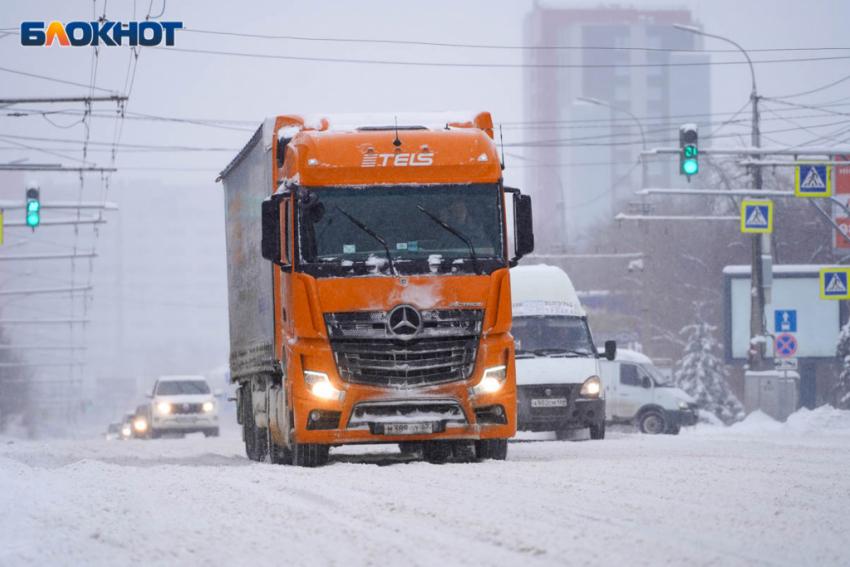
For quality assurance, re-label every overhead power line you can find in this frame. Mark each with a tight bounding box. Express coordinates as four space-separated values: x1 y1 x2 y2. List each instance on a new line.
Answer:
770 72 850 100
0 66 118 93
181 28 850 54
155 46 850 69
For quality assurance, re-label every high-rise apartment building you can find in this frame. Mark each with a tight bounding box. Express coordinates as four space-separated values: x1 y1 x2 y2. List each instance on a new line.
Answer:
524 6 711 252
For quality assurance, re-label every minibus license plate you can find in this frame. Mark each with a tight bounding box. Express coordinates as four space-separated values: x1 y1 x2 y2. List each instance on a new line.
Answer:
531 398 567 408
384 422 433 435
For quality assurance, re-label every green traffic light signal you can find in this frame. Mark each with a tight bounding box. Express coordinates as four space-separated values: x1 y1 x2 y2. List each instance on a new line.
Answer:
27 212 40 227
683 159 698 175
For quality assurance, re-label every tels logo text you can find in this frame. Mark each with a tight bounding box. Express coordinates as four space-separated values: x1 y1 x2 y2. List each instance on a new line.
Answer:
21 21 183 47
361 153 434 168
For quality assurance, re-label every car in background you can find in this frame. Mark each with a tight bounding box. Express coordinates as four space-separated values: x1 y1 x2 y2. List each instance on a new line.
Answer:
105 422 123 441
145 375 221 438
511 265 614 441
599 349 698 435
132 405 151 439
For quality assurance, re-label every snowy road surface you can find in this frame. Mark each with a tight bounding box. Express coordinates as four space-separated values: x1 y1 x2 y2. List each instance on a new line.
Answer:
2 409 849 567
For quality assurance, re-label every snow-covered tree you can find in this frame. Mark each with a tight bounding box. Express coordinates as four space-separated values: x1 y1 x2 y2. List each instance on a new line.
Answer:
674 304 744 425
833 320 850 410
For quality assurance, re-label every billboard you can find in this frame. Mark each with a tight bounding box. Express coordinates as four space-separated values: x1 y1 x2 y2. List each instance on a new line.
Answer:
723 265 845 362
833 156 850 250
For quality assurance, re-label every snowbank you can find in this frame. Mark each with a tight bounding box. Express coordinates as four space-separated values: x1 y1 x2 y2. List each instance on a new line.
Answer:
701 405 850 437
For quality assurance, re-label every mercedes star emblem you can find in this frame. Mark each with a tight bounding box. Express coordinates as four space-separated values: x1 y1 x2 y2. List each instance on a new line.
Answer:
387 304 423 340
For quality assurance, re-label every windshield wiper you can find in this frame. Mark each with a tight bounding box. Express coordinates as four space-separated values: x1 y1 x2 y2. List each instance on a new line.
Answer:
417 205 481 275
335 206 397 276
532 348 592 358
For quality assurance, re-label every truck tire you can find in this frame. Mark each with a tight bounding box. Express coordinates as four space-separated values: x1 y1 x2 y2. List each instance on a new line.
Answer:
290 443 329 467
399 442 423 457
555 429 572 441
639 410 666 435
242 386 268 462
474 438 508 461
422 441 453 464
589 421 605 440
268 433 292 465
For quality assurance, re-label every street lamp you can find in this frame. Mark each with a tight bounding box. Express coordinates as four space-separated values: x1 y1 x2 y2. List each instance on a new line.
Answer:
576 96 648 190
673 24 768 372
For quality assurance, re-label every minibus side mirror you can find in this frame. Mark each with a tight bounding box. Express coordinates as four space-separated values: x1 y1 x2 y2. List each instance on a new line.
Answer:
604 340 617 361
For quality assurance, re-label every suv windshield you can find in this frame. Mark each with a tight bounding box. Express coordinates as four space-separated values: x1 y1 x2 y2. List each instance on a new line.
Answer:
155 381 210 396
512 316 596 357
297 183 505 278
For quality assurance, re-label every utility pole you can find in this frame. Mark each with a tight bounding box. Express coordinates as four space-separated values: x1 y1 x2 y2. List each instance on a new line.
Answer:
674 24 768 371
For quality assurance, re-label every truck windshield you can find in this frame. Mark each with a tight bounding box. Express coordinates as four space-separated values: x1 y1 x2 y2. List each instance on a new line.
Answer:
512 316 596 358
297 184 505 278
155 381 211 395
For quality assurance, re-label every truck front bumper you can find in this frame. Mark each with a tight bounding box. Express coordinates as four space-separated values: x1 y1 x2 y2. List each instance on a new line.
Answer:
665 408 699 428
516 384 604 432
289 384 516 445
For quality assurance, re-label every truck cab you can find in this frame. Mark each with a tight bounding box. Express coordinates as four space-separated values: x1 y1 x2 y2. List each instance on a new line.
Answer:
511 265 613 440
221 111 534 466
599 349 698 435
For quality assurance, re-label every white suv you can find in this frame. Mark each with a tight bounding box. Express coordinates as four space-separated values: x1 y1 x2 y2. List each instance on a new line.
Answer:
145 375 221 438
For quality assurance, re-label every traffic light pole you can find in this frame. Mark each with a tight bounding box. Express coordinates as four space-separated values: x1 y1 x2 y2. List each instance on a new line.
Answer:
674 24 768 371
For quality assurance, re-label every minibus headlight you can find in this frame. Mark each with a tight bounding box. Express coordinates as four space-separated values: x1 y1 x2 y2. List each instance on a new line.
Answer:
471 366 507 396
304 371 345 401
580 376 601 398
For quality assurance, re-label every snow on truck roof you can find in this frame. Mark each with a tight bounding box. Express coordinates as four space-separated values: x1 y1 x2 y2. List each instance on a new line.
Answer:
510 264 586 317
220 111 501 186
612 349 654 364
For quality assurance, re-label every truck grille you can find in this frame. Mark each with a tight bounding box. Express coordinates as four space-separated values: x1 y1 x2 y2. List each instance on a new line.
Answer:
325 308 483 388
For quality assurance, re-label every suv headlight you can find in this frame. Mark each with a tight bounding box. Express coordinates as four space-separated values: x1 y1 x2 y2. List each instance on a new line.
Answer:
156 402 171 414
304 371 345 401
202 401 215 412
580 376 601 398
470 366 507 396
677 400 689 410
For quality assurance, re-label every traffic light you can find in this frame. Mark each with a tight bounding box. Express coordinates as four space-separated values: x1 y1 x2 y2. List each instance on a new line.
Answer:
26 185 40 228
679 124 698 177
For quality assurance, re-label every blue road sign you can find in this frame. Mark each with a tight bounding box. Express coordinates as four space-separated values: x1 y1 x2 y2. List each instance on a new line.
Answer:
796 164 831 197
775 334 798 357
821 268 850 299
741 201 773 233
774 310 797 333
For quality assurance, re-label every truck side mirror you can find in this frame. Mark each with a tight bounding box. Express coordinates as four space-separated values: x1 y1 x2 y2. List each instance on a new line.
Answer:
604 340 617 361
261 193 288 267
642 376 652 389
508 190 534 267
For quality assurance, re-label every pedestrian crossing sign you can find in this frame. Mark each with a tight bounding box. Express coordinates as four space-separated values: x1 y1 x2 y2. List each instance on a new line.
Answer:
796 164 831 197
741 200 773 233
820 268 850 299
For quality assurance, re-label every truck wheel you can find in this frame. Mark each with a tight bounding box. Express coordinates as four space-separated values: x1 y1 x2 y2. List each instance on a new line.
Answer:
639 410 666 435
555 429 572 441
422 441 453 464
589 421 606 440
474 438 508 461
665 425 681 435
399 442 423 457
268 433 292 465
290 443 329 467
243 387 268 462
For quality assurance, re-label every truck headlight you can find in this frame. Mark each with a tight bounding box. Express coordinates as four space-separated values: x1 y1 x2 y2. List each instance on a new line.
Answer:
677 400 689 410
471 366 507 396
202 401 215 412
304 371 345 401
157 402 172 414
580 376 601 398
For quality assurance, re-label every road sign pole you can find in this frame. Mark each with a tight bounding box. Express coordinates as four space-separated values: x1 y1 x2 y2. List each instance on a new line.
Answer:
750 92 769 370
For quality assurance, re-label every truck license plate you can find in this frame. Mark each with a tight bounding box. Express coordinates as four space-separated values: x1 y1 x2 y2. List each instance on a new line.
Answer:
531 398 567 408
384 422 433 435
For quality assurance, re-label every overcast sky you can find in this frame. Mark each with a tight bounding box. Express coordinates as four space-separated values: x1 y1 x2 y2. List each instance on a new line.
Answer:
2 0 850 191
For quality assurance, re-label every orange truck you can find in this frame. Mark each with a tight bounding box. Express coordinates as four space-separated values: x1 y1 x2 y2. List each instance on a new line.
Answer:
220 111 534 466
